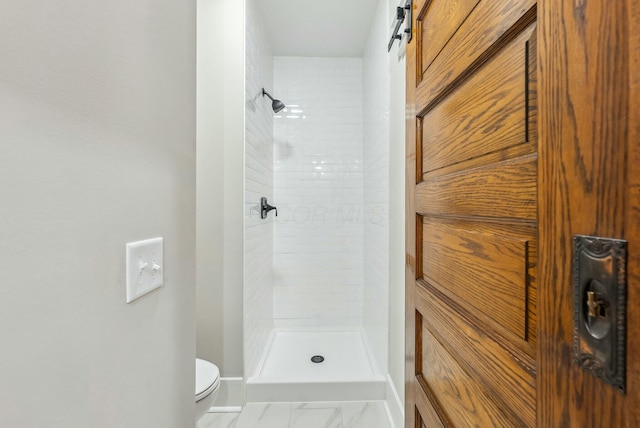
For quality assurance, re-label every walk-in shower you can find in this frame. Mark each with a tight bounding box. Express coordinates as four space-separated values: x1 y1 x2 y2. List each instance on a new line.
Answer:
243 0 391 404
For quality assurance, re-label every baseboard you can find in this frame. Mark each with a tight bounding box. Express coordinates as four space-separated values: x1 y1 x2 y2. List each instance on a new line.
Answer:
209 377 244 412
208 406 242 413
385 374 404 428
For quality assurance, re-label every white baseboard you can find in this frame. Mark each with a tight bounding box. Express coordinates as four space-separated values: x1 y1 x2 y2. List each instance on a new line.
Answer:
385 374 404 428
209 377 243 412
208 406 242 413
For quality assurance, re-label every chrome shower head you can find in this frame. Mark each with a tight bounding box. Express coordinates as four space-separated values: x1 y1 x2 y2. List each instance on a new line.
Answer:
262 88 286 113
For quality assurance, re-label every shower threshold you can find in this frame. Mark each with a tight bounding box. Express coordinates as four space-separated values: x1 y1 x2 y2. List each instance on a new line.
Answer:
245 329 386 402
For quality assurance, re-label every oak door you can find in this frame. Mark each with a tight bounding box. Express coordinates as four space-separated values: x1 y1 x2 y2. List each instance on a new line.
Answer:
537 0 640 425
405 0 640 426
405 0 538 425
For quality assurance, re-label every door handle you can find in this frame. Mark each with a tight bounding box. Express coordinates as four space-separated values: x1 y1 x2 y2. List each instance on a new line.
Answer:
573 235 627 392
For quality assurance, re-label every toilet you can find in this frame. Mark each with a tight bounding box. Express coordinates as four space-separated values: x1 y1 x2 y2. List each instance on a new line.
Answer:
195 358 220 421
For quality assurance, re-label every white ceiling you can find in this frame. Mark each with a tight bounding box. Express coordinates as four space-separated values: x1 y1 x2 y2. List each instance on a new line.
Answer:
255 0 380 57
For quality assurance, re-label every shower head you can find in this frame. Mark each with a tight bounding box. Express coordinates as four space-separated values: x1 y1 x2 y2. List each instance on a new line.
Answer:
262 88 286 113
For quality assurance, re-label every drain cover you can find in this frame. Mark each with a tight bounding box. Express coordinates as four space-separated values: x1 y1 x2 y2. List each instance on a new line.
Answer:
311 355 325 363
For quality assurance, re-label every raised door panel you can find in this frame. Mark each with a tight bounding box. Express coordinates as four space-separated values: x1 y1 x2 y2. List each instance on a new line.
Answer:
418 325 516 426
421 26 530 175
416 283 536 424
418 0 480 74
421 220 529 340
415 0 536 106
416 155 537 220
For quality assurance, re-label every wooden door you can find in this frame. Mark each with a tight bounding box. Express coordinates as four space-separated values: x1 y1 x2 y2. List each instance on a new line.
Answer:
405 0 538 426
405 0 640 426
537 0 640 425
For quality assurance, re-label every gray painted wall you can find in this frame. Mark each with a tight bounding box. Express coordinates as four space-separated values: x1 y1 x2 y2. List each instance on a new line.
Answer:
0 1 196 427
196 0 245 378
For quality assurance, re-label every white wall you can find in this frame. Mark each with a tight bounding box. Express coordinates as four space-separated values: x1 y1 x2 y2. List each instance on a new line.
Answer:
361 0 406 415
0 1 196 427
387 0 407 409
363 0 391 375
273 57 364 328
362 1 406 417
196 0 245 379
244 0 275 377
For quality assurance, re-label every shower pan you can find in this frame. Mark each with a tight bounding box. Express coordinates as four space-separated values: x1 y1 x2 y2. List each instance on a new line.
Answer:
246 330 386 402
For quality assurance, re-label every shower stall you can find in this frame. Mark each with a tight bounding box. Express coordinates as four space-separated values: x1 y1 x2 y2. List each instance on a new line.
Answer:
243 0 393 403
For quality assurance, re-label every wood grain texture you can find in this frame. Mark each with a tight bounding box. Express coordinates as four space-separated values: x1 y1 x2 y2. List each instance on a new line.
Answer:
422 217 538 356
626 2 640 426
408 0 538 425
416 0 536 111
414 310 444 427
416 282 536 426
526 26 537 147
415 375 448 427
538 0 638 426
416 154 537 220
422 140 536 181
419 324 517 426
418 0 479 76
405 1 422 427
422 26 530 174
421 221 528 339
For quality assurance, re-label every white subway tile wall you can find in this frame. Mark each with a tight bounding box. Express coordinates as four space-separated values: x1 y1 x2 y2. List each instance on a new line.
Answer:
244 0 274 377
362 1 391 376
273 57 364 328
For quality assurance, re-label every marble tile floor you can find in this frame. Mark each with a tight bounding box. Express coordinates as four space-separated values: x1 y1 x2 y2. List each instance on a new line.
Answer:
198 401 392 428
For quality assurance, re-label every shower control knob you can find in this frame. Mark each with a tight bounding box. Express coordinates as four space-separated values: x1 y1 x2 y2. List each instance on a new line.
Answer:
260 197 278 220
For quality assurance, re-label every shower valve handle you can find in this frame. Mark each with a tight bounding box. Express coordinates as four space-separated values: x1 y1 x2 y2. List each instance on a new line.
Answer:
260 197 278 219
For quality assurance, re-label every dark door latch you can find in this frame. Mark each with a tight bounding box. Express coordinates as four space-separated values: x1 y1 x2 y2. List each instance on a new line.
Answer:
573 235 627 392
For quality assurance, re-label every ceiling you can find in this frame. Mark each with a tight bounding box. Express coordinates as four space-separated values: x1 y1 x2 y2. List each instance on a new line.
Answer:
255 0 380 57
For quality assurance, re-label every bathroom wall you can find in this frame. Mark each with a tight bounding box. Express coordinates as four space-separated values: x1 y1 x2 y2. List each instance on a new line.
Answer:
273 57 364 328
197 0 245 382
361 0 406 417
0 1 196 427
244 0 275 378
361 0 407 412
387 0 407 408
362 0 391 375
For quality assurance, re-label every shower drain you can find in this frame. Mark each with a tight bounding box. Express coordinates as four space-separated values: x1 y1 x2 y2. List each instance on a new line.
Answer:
310 355 325 363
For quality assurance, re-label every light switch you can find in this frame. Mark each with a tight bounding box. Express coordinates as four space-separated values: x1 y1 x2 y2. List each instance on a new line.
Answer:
126 237 163 303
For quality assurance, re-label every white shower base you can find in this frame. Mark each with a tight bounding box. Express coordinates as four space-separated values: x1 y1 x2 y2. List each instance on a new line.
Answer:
245 329 386 402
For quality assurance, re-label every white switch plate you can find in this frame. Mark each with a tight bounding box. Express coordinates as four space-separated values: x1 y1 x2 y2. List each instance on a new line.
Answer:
126 237 163 303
